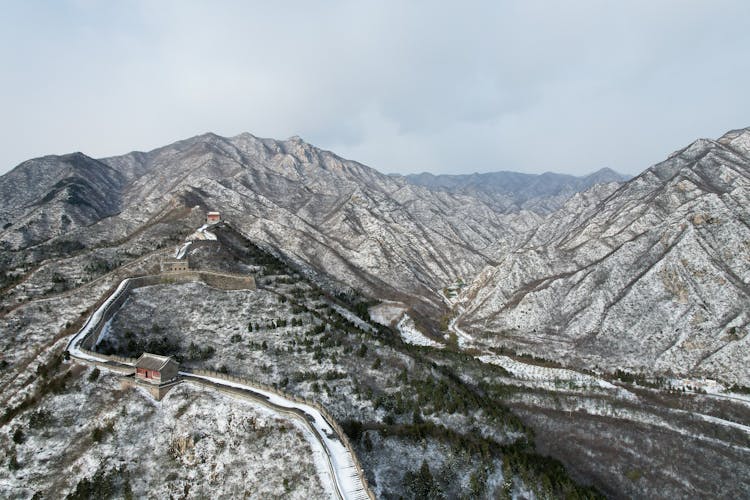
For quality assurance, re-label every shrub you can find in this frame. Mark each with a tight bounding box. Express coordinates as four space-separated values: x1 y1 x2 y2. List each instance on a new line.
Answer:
625 469 642 481
187 342 215 361
28 409 53 429
67 465 131 500
91 427 106 442
12 428 25 444
412 409 424 425
8 450 20 471
341 420 363 440
91 422 114 443
36 354 63 379
403 461 442 499
363 432 373 452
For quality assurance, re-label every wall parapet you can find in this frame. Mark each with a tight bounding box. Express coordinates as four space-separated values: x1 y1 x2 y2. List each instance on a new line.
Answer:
157 270 256 290
186 368 375 499
73 270 256 352
78 347 137 366
67 269 371 498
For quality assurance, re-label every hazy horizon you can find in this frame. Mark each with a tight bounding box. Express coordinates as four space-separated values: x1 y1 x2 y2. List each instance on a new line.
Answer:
2 1 749 177
3 129 637 180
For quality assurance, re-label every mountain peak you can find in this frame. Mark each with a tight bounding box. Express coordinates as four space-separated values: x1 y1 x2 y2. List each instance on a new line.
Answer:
719 126 750 138
666 137 720 161
717 126 750 155
232 131 258 141
584 167 630 183
193 131 222 141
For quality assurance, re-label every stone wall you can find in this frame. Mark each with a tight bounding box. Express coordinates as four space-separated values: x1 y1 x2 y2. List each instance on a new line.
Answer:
69 269 375 496
120 376 182 400
78 271 255 351
80 279 139 350
155 270 256 290
187 368 375 500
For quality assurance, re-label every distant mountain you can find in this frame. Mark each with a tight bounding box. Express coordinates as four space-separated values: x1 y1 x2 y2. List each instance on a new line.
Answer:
456 127 750 384
402 168 629 213
0 152 125 249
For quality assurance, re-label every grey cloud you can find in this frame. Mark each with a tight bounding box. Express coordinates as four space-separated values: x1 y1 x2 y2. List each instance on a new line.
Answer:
1 0 749 176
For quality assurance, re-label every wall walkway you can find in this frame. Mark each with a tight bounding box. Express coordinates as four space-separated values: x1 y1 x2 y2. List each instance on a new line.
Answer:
66 271 374 500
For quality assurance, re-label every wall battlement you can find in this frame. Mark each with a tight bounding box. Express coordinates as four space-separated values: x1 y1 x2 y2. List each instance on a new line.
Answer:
78 271 255 351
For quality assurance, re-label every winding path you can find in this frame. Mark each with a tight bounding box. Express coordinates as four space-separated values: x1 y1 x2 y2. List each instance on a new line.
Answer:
65 276 373 500
182 372 370 500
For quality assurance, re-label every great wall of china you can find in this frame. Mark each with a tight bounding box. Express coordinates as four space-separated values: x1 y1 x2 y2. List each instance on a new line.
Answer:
66 269 375 500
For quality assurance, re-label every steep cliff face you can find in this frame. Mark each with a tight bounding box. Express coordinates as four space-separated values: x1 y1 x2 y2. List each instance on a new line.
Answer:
458 128 750 384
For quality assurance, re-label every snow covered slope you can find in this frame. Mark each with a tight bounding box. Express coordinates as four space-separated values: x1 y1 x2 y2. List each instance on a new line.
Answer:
458 128 750 384
0 133 548 327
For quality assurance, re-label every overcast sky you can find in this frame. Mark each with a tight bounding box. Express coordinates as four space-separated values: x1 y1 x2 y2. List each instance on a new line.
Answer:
1 1 749 176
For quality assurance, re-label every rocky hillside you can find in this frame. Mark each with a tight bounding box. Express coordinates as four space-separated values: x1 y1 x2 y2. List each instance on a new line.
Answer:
1 129 749 498
0 133 553 326
2 127 747 384
403 168 628 214
0 153 125 249
457 128 750 385
0 222 612 500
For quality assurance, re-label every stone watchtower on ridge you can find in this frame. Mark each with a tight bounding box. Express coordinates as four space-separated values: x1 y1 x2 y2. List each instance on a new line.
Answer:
161 258 189 273
135 353 180 384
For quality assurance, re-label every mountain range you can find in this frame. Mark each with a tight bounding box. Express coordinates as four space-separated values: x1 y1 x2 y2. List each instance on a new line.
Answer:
3 126 750 498
457 128 750 385
403 167 629 213
1 127 749 384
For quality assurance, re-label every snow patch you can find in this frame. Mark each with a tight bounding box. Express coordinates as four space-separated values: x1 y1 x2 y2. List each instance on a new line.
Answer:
187 224 217 241
448 309 474 348
368 301 407 327
327 301 376 333
478 353 617 389
175 241 192 259
397 314 443 348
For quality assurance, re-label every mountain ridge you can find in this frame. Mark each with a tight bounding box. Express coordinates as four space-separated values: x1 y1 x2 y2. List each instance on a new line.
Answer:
0 132 544 328
457 127 750 384
402 166 629 214
2 128 748 384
